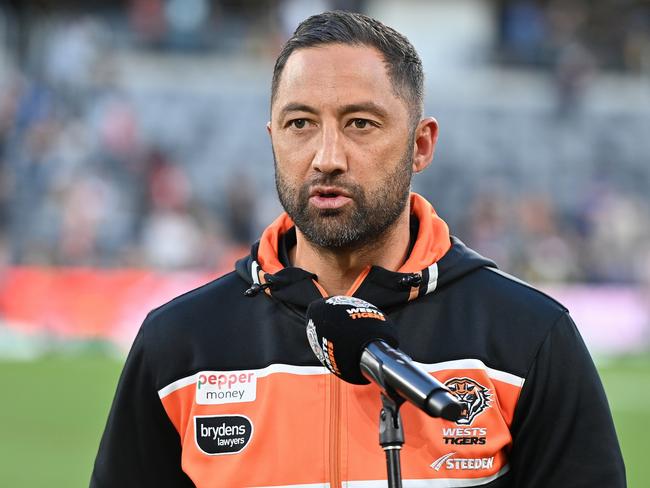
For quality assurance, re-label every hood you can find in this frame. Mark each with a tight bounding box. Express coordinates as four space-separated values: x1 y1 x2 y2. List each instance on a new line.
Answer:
235 193 496 311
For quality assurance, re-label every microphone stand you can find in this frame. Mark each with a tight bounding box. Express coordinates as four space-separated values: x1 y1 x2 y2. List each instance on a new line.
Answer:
360 343 462 486
379 393 405 488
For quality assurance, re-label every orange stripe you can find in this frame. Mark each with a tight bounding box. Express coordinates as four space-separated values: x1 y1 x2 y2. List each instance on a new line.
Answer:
159 367 520 487
344 266 371 296
162 373 329 487
257 269 274 297
408 272 423 301
255 193 451 281
256 214 294 274
312 279 328 297
329 376 342 488
399 193 451 273
345 369 515 480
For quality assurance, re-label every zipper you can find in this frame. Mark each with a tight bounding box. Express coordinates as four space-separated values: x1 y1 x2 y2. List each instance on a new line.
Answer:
329 374 342 488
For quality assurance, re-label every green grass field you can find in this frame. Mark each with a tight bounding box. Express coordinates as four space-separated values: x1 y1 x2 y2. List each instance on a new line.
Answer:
0 353 647 487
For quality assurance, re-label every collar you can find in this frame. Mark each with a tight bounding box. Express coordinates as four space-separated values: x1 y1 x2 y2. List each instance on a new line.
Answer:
256 193 451 275
241 193 453 309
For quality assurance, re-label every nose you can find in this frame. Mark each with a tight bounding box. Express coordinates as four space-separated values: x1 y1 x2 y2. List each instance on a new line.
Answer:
311 125 347 174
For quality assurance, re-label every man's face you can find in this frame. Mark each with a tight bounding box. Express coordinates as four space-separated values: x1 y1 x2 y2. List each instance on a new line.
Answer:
269 44 416 251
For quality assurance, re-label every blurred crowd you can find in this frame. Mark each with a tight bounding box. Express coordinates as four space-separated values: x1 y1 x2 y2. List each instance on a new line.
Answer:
0 63 217 270
0 0 648 285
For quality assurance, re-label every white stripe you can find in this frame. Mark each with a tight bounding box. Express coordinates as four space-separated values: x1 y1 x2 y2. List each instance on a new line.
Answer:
255 363 328 378
250 484 327 488
158 373 199 399
158 364 328 399
251 260 260 284
414 359 525 388
251 465 510 487
158 359 523 399
426 263 438 294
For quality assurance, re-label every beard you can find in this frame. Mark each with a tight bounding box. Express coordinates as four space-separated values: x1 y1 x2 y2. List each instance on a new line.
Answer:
274 146 414 251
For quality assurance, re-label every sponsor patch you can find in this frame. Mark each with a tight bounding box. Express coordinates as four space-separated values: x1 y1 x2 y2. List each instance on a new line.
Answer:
194 415 253 455
430 452 494 471
445 377 492 425
196 370 257 405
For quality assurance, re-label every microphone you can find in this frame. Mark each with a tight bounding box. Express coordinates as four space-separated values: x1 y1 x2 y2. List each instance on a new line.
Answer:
306 296 462 421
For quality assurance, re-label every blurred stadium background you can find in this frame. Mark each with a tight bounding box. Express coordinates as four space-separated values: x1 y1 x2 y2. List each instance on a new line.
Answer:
0 0 648 486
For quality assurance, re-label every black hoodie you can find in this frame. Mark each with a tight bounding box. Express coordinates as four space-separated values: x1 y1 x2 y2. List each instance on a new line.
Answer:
91 194 625 488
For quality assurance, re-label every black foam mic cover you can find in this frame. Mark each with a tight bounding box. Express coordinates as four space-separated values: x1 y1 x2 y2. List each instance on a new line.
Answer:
306 296 399 384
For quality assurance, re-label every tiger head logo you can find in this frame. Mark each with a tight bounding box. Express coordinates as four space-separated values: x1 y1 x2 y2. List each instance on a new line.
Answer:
445 377 491 425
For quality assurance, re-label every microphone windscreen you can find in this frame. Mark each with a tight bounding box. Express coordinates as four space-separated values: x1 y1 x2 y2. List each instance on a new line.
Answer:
306 296 399 384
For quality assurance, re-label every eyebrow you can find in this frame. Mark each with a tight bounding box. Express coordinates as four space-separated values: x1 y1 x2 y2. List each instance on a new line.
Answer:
278 103 318 119
338 102 388 119
278 101 389 120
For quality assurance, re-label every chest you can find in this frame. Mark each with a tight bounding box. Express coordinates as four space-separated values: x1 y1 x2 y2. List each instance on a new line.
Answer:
158 359 519 487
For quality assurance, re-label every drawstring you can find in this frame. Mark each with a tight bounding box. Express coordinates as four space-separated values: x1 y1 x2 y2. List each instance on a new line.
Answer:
247 272 422 295
398 273 422 288
244 281 274 297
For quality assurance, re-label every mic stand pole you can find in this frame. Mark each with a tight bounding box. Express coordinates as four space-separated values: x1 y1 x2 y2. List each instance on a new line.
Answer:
379 393 405 488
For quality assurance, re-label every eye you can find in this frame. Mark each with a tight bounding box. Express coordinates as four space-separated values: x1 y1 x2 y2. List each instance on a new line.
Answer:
350 118 369 129
289 119 307 129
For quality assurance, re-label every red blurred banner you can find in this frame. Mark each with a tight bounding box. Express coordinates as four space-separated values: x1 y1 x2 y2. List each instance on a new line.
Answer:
0 267 218 348
0 267 648 354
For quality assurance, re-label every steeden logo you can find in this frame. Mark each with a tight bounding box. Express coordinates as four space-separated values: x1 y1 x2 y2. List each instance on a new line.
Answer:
430 452 495 471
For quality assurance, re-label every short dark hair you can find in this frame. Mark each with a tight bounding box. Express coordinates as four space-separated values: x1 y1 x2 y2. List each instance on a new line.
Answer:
271 10 424 126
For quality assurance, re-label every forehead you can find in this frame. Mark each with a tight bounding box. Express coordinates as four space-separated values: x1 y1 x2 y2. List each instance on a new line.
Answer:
272 44 406 115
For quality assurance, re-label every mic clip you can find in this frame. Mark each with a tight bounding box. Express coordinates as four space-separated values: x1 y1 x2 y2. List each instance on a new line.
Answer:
379 393 405 450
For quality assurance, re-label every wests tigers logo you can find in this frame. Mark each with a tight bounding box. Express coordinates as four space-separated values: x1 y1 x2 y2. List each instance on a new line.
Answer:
445 377 491 425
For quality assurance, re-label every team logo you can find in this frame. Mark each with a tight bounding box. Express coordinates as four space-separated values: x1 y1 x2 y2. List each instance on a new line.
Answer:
326 296 373 308
445 377 491 425
345 306 385 321
306 319 325 364
194 415 253 455
306 320 339 374
441 427 487 445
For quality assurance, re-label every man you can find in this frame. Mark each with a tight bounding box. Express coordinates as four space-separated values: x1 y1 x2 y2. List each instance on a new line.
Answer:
91 11 625 487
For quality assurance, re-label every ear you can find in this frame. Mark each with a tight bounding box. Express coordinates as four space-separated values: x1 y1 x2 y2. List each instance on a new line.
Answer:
266 121 272 136
411 117 439 173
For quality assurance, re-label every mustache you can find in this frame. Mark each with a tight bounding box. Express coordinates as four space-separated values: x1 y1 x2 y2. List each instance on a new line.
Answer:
301 175 361 193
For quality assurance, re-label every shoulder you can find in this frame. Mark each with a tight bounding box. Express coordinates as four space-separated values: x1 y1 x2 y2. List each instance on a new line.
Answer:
474 266 568 316
145 270 247 330
405 266 574 378
135 271 251 383
466 267 574 376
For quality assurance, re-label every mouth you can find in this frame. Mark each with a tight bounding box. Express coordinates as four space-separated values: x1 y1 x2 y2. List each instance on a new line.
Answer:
309 186 353 210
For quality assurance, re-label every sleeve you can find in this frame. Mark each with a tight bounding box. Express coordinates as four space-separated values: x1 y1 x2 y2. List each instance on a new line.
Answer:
90 324 195 488
507 312 626 487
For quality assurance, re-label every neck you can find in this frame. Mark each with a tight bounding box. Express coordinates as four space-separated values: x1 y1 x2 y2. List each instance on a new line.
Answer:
290 208 412 297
